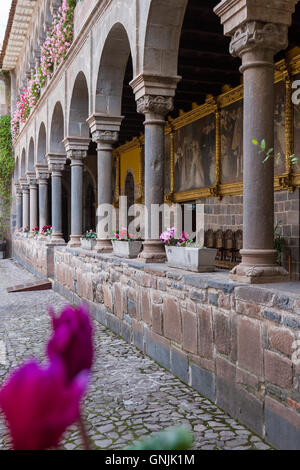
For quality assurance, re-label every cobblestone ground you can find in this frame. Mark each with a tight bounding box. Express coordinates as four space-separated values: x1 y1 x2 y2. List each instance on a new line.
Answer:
0 259 272 451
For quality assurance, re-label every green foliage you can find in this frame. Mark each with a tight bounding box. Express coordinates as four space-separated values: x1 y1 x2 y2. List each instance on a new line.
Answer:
0 115 14 240
125 426 194 451
252 138 299 166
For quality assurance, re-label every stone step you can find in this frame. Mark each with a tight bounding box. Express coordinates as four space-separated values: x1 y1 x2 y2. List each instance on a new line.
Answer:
7 279 53 293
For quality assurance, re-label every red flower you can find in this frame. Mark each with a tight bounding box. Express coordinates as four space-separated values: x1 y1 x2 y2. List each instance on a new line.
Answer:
47 304 94 382
0 360 88 450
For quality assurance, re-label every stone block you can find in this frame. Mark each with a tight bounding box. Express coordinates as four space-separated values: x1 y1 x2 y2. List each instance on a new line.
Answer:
121 322 132 344
197 306 213 359
163 297 182 344
106 314 120 336
145 330 171 370
190 289 206 303
182 309 198 354
283 315 300 330
114 283 123 318
237 317 263 376
189 354 214 373
191 363 215 401
208 292 218 307
214 310 231 356
132 321 144 351
265 396 300 450
236 300 261 319
272 295 295 311
268 326 294 357
141 290 151 325
152 304 163 335
103 284 113 311
263 309 282 324
264 350 293 389
127 298 137 318
171 347 189 384
235 286 274 306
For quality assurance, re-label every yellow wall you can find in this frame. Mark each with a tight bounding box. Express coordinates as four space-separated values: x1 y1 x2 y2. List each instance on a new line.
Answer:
120 146 141 190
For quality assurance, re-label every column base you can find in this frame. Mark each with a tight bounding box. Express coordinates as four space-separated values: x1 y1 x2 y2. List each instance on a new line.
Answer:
230 249 289 284
138 240 167 264
94 239 113 254
68 235 82 248
49 233 66 245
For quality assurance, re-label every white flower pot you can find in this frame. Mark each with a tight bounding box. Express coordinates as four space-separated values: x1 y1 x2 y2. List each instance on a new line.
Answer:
81 238 97 250
112 240 143 259
165 246 217 272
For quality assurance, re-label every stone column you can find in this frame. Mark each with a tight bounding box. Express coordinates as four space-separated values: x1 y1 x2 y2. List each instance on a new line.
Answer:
215 0 297 284
15 184 23 232
63 138 90 247
88 115 123 253
27 172 38 235
20 180 30 230
131 75 180 263
35 164 50 240
47 154 66 244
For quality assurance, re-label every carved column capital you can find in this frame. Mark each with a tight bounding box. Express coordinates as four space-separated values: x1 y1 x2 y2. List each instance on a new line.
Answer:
136 95 174 117
63 137 90 164
229 21 288 58
92 130 119 147
35 164 50 183
46 153 66 176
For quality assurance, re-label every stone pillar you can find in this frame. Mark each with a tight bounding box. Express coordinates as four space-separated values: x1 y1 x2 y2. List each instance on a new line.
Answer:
88 115 123 253
63 138 90 247
15 184 23 232
47 154 66 244
215 0 297 284
131 75 180 263
27 173 38 235
35 164 50 240
20 180 30 230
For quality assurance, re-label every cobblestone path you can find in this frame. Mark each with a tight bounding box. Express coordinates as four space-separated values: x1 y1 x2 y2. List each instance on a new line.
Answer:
0 259 271 450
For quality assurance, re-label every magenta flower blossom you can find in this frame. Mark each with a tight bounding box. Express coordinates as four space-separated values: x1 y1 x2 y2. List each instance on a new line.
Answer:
0 360 88 450
47 304 94 382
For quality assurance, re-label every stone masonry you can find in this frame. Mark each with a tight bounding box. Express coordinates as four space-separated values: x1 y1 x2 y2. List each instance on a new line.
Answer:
52 246 300 450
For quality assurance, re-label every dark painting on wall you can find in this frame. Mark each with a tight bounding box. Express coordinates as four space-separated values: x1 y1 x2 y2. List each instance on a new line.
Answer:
174 113 216 193
274 80 286 176
220 100 243 184
165 133 171 194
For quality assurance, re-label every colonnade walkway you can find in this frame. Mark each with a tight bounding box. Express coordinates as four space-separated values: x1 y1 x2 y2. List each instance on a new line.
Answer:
0 259 271 450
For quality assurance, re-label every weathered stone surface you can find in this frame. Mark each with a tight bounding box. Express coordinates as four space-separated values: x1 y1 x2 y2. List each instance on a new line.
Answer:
268 327 295 357
152 304 163 335
265 397 300 450
163 297 182 344
197 306 213 359
182 309 198 354
264 350 293 389
171 347 189 384
214 310 231 356
141 290 151 325
237 317 263 376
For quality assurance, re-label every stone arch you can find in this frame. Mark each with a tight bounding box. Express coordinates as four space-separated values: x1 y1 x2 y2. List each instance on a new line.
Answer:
50 101 65 152
21 149 26 177
37 122 47 163
142 0 188 76
95 23 132 115
15 156 19 183
28 138 35 171
68 71 89 137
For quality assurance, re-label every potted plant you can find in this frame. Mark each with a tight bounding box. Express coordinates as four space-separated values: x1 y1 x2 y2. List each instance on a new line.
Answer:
22 226 30 238
32 226 39 239
81 230 97 250
112 227 143 259
42 225 53 241
161 227 217 273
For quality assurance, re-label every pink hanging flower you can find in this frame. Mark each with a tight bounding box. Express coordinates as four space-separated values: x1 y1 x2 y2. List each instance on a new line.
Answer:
0 360 89 450
47 304 94 383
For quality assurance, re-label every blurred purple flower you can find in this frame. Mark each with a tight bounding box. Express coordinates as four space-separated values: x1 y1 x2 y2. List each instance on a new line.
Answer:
0 360 88 450
47 304 94 382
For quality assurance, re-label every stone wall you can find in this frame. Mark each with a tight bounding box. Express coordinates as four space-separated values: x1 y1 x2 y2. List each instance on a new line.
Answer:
12 237 56 279
53 247 300 450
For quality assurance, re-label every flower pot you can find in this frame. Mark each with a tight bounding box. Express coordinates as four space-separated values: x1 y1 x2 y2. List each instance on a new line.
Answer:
165 246 218 272
81 238 97 250
0 240 6 260
112 240 143 259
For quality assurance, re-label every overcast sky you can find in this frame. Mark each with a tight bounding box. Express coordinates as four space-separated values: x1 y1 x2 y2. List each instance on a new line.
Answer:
0 0 12 48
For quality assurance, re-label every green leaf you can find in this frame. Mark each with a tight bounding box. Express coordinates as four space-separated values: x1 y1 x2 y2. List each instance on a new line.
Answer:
261 139 266 151
125 426 194 451
262 156 270 164
267 148 274 156
252 139 258 145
